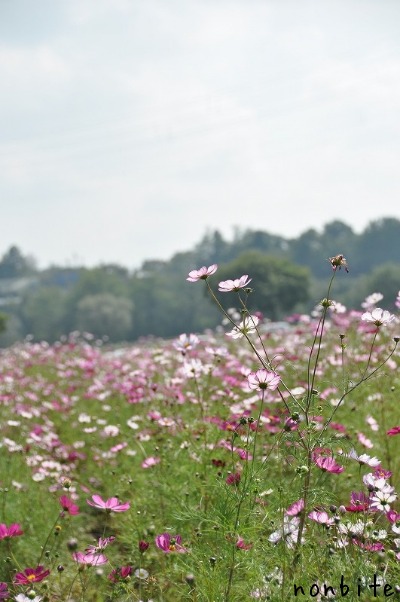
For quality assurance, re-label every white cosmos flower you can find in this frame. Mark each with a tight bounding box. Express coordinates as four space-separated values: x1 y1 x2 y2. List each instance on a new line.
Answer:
226 315 259 339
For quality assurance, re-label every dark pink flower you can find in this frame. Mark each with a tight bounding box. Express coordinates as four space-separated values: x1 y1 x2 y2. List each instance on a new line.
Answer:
387 509 400 523
59 495 79 516
155 533 187 553
187 264 218 282
0 583 8 599
226 472 241 486
236 536 253 550
87 495 130 513
14 565 50 585
387 426 400 436
0 523 23 540
108 565 132 582
139 540 150 553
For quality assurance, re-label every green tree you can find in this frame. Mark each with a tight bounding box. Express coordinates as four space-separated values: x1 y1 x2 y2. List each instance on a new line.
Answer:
0 246 36 278
215 251 311 320
21 287 68 342
354 218 400 273
76 293 133 341
344 263 400 310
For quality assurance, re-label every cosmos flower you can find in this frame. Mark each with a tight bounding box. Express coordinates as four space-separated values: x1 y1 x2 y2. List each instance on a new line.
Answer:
247 369 281 392
226 315 259 339
59 495 79 516
186 264 218 282
346 449 380 467
218 275 252 292
173 333 199 353
14 566 50 585
286 499 305 517
155 533 187 553
314 455 344 474
308 510 334 526
73 552 108 565
361 308 396 327
87 495 130 513
236 536 253 549
387 426 400 436
0 523 23 540
108 566 132 583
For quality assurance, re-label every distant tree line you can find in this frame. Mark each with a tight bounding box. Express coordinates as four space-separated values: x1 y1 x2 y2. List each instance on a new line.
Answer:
0 217 399 346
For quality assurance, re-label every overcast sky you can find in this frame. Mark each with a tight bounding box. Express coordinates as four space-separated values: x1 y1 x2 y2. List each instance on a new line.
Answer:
1 0 400 269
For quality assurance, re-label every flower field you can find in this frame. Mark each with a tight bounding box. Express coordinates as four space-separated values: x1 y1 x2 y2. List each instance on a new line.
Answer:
0 260 400 601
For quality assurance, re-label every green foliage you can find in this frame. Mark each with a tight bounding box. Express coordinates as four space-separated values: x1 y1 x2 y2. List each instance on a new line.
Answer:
0 311 7 334
216 251 311 319
0 245 36 278
76 293 133 341
21 286 69 342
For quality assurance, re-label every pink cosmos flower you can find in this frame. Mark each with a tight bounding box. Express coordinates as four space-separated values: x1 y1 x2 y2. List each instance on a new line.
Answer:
187 264 218 282
286 499 305 517
218 275 252 292
236 536 253 550
87 494 130 513
14 566 50 585
308 510 334 526
387 426 400 436
155 533 187 553
0 523 23 540
141 456 161 469
73 551 108 565
361 308 396 327
59 495 79 516
0 583 8 600
85 536 115 553
247 369 281 392
314 455 344 474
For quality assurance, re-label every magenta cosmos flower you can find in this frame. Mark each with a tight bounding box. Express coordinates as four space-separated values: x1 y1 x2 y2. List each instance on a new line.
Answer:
0 583 8 600
387 426 400 436
186 264 217 282
361 308 396 327
14 566 50 585
87 495 130 513
247 369 281 392
59 495 79 516
155 533 187 553
0 523 23 540
218 275 252 292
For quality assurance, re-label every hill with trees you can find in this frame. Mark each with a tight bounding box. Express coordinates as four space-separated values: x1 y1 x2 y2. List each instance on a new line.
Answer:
0 217 399 346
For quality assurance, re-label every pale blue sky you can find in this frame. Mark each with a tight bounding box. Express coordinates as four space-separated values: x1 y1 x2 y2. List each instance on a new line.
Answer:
1 0 400 268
